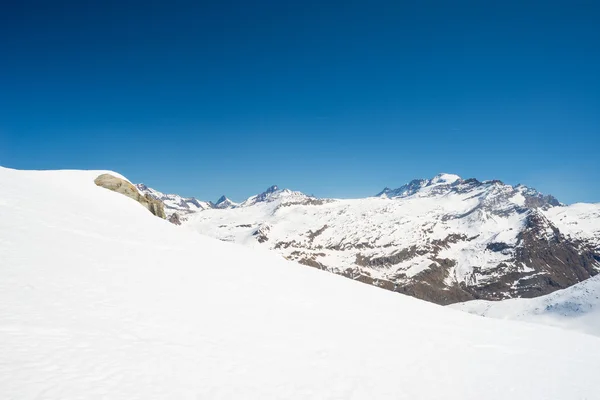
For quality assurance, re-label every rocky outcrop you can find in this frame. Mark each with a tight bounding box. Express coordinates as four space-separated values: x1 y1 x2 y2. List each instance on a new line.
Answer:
168 212 182 225
94 174 166 219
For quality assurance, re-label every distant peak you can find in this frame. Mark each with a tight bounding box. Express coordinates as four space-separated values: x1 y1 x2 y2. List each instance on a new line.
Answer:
429 173 461 185
264 185 279 194
215 195 229 205
213 195 238 209
377 173 462 198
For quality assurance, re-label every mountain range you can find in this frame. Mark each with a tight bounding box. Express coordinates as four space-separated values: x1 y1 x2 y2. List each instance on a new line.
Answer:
136 173 600 305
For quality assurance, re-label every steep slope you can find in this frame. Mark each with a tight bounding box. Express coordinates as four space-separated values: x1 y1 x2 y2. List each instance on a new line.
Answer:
2 166 600 399
451 274 600 337
187 175 600 305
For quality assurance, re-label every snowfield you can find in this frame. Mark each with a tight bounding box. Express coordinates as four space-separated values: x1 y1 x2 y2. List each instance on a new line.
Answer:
546 202 600 249
2 166 600 399
451 274 600 337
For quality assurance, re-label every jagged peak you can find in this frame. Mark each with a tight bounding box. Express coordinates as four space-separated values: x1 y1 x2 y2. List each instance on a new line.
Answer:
377 173 462 198
239 184 311 207
215 195 229 205
377 173 562 209
212 195 238 209
264 185 279 194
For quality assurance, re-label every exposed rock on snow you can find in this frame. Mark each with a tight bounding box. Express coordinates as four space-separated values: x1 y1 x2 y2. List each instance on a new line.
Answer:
94 174 166 218
168 212 182 225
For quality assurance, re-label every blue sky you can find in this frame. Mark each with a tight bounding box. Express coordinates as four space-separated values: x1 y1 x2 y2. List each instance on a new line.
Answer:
1 1 599 204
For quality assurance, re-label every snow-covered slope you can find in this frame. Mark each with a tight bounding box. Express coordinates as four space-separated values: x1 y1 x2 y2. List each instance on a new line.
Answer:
451 274 600 337
545 202 600 251
3 166 600 399
185 174 600 304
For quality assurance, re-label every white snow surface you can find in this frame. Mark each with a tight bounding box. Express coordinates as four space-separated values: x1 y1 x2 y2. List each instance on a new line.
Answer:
451 274 600 337
2 166 600 399
545 202 600 249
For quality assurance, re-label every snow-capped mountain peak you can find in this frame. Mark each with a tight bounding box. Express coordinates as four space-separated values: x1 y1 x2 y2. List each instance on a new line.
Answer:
213 195 238 209
216 195 228 204
429 172 461 186
240 185 312 207
264 185 279 193
376 179 427 198
376 173 561 210
376 173 463 199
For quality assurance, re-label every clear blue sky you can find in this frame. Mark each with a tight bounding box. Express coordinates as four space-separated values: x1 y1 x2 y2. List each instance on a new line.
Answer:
1 1 598 204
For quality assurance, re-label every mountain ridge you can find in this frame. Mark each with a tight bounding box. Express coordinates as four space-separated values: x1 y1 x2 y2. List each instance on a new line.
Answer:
135 173 599 305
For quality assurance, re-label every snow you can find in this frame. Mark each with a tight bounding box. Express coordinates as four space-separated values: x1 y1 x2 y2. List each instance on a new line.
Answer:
402 256 435 278
429 173 461 185
545 202 600 249
239 185 310 207
451 274 600 337
136 183 213 215
2 166 600 399
187 181 529 288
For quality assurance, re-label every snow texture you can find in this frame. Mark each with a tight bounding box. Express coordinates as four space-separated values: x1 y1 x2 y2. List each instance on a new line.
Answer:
2 166 600 399
451 274 600 337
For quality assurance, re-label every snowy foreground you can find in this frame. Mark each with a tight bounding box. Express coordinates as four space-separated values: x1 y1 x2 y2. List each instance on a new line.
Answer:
451 274 600 337
2 167 600 400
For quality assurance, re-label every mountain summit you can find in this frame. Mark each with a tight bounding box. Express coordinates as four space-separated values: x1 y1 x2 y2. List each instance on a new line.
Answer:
377 173 560 209
376 173 462 198
213 195 238 209
240 185 312 207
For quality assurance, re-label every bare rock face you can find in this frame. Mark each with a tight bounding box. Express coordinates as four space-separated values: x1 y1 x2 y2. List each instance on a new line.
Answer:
168 212 182 225
94 174 166 219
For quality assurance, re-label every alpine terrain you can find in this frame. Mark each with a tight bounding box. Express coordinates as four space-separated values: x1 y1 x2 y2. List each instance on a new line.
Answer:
451 273 600 337
138 173 600 305
2 166 600 399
